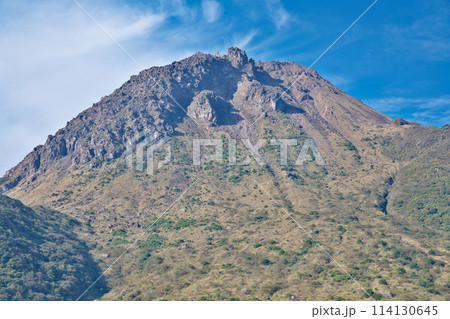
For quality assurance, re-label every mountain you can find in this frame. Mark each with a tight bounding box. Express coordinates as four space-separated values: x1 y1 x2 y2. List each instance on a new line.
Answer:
0 47 448 300
0 194 106 300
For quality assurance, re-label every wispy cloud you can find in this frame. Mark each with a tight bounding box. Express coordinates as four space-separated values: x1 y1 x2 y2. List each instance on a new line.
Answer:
321 73 351 89
383 1 450 61
234 29 258 49
266 0 293 30
1 0 448 175
0 0 261 175
0 0 175 175
365 96 450 112
201 0 223 23
365 96 450 127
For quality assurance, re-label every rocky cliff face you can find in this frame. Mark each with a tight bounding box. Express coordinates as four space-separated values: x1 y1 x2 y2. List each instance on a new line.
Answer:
1 47 396 193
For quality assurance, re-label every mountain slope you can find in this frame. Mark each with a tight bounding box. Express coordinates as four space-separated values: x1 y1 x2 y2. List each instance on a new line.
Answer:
0 195 106 300
0 48 448 300
380 125 450 231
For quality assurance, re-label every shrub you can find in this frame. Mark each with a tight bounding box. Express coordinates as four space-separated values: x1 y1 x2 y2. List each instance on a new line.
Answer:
364 288 382 300
112 228 126 237
205 224 223 231
222 263 235 269
261 258 272 265
396 267 406 275
417 278 433 288
111 238 128 246
379 278 388 285
409 262 419 269
425 258 435 267
174 218 196 230
139 234 164 249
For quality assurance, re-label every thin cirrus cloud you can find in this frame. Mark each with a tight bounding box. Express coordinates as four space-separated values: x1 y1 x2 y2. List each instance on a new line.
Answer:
234 29 259 49
365 96 450 127
382 0 450 61
321 74 351 89
201 0 223 23
266 0 294 29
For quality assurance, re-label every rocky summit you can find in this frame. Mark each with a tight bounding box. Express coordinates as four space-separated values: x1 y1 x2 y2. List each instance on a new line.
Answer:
0 48 448 301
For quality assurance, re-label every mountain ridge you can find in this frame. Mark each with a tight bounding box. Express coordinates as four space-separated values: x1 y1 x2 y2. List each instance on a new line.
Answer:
1 47 403 193
0 47 448 301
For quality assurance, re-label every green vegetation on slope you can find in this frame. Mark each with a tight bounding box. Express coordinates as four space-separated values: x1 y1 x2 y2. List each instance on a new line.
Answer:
0 195 106 300
380 125 450 231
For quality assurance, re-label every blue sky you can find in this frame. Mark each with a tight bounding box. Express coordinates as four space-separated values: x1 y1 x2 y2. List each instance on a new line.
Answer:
0 0 449 175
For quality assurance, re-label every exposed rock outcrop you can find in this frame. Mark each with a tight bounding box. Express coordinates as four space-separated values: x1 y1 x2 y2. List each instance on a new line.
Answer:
1 47 396 193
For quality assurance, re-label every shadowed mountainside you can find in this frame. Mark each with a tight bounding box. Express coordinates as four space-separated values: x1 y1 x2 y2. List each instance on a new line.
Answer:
0 194 107 300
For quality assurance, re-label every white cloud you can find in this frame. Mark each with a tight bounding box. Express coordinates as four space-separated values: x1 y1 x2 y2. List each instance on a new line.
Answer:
234 29 258 49
201 0 223 23
266 0 293 30
0 1 173 175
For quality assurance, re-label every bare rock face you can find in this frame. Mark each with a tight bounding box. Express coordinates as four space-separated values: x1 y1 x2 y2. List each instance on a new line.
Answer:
393 118 410 125
187 90 221 125
188 90 242 126
226 47 249 68
0 46 398 193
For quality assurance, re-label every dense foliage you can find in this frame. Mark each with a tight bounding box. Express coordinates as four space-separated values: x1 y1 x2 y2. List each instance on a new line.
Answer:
0 195 106 300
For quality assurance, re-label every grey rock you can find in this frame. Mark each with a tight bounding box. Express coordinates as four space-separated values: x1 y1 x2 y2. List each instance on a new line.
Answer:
380 291 393 298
